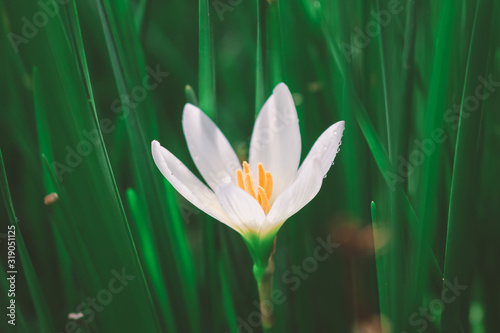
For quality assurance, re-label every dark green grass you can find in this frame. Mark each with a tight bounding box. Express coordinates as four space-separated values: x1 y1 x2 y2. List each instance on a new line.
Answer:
1 0 499 332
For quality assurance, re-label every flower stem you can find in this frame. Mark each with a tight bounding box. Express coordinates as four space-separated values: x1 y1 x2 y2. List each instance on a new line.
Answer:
260 264 275 331
253 237 277 331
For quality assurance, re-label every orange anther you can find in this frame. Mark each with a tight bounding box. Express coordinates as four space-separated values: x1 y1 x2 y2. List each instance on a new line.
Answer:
258 186 271 214
242 161 251 175
235 161 273 214
265 171 273 199
236 169 244 189
244 173 257 199
258 163 266 188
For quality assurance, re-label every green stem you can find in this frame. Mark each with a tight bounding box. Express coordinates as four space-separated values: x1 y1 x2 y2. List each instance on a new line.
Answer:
252 236 277 331
253 261 275 331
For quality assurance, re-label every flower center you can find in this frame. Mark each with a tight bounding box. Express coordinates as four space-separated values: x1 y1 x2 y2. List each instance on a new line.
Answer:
236 161 273 214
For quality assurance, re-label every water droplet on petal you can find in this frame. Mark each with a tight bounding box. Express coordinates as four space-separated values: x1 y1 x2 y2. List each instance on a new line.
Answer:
222 176 231 184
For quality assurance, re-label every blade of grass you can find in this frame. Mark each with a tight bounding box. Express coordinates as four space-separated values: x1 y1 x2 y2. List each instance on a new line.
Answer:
32 2 164 329
95 1 201 331
0 149 54 332
442 0 494 330
185 84 199 106
371 201 389 326
255 0 266 115
199 0 216 118
414 0 457 307
126 188 178 333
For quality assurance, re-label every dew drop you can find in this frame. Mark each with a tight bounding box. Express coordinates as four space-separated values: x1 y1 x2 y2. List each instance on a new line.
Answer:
222 176 231 184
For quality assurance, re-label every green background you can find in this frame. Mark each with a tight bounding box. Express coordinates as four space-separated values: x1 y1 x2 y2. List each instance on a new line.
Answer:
1 0 499 332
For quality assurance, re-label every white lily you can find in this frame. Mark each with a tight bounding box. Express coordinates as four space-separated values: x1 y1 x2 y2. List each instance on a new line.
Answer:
152 83 344 274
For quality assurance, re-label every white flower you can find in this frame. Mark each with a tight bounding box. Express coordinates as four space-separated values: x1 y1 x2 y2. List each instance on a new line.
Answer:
152 83 344 266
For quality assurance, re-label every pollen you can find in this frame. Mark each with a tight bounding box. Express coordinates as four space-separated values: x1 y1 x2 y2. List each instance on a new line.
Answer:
236 162 273 214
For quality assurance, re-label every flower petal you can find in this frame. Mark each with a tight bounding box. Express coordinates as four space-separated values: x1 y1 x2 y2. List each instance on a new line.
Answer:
262 158 323 236
298 121 345 178
216 183 266 235
182 103 241 191
249 83 301 202
151 140 242 234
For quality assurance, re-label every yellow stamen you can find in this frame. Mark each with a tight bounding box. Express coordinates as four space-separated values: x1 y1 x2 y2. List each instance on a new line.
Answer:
244 174 257 199
258 163 266 188
258 186 271 214
235 161 274 215
265 171 273 199
242 161 251 175
236 169 244 189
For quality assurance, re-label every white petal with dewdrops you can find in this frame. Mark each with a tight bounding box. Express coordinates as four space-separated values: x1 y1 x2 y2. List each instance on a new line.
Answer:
152 82 345 264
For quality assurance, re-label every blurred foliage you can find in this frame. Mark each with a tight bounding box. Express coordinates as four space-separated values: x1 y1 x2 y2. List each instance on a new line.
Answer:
1 0 499 332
